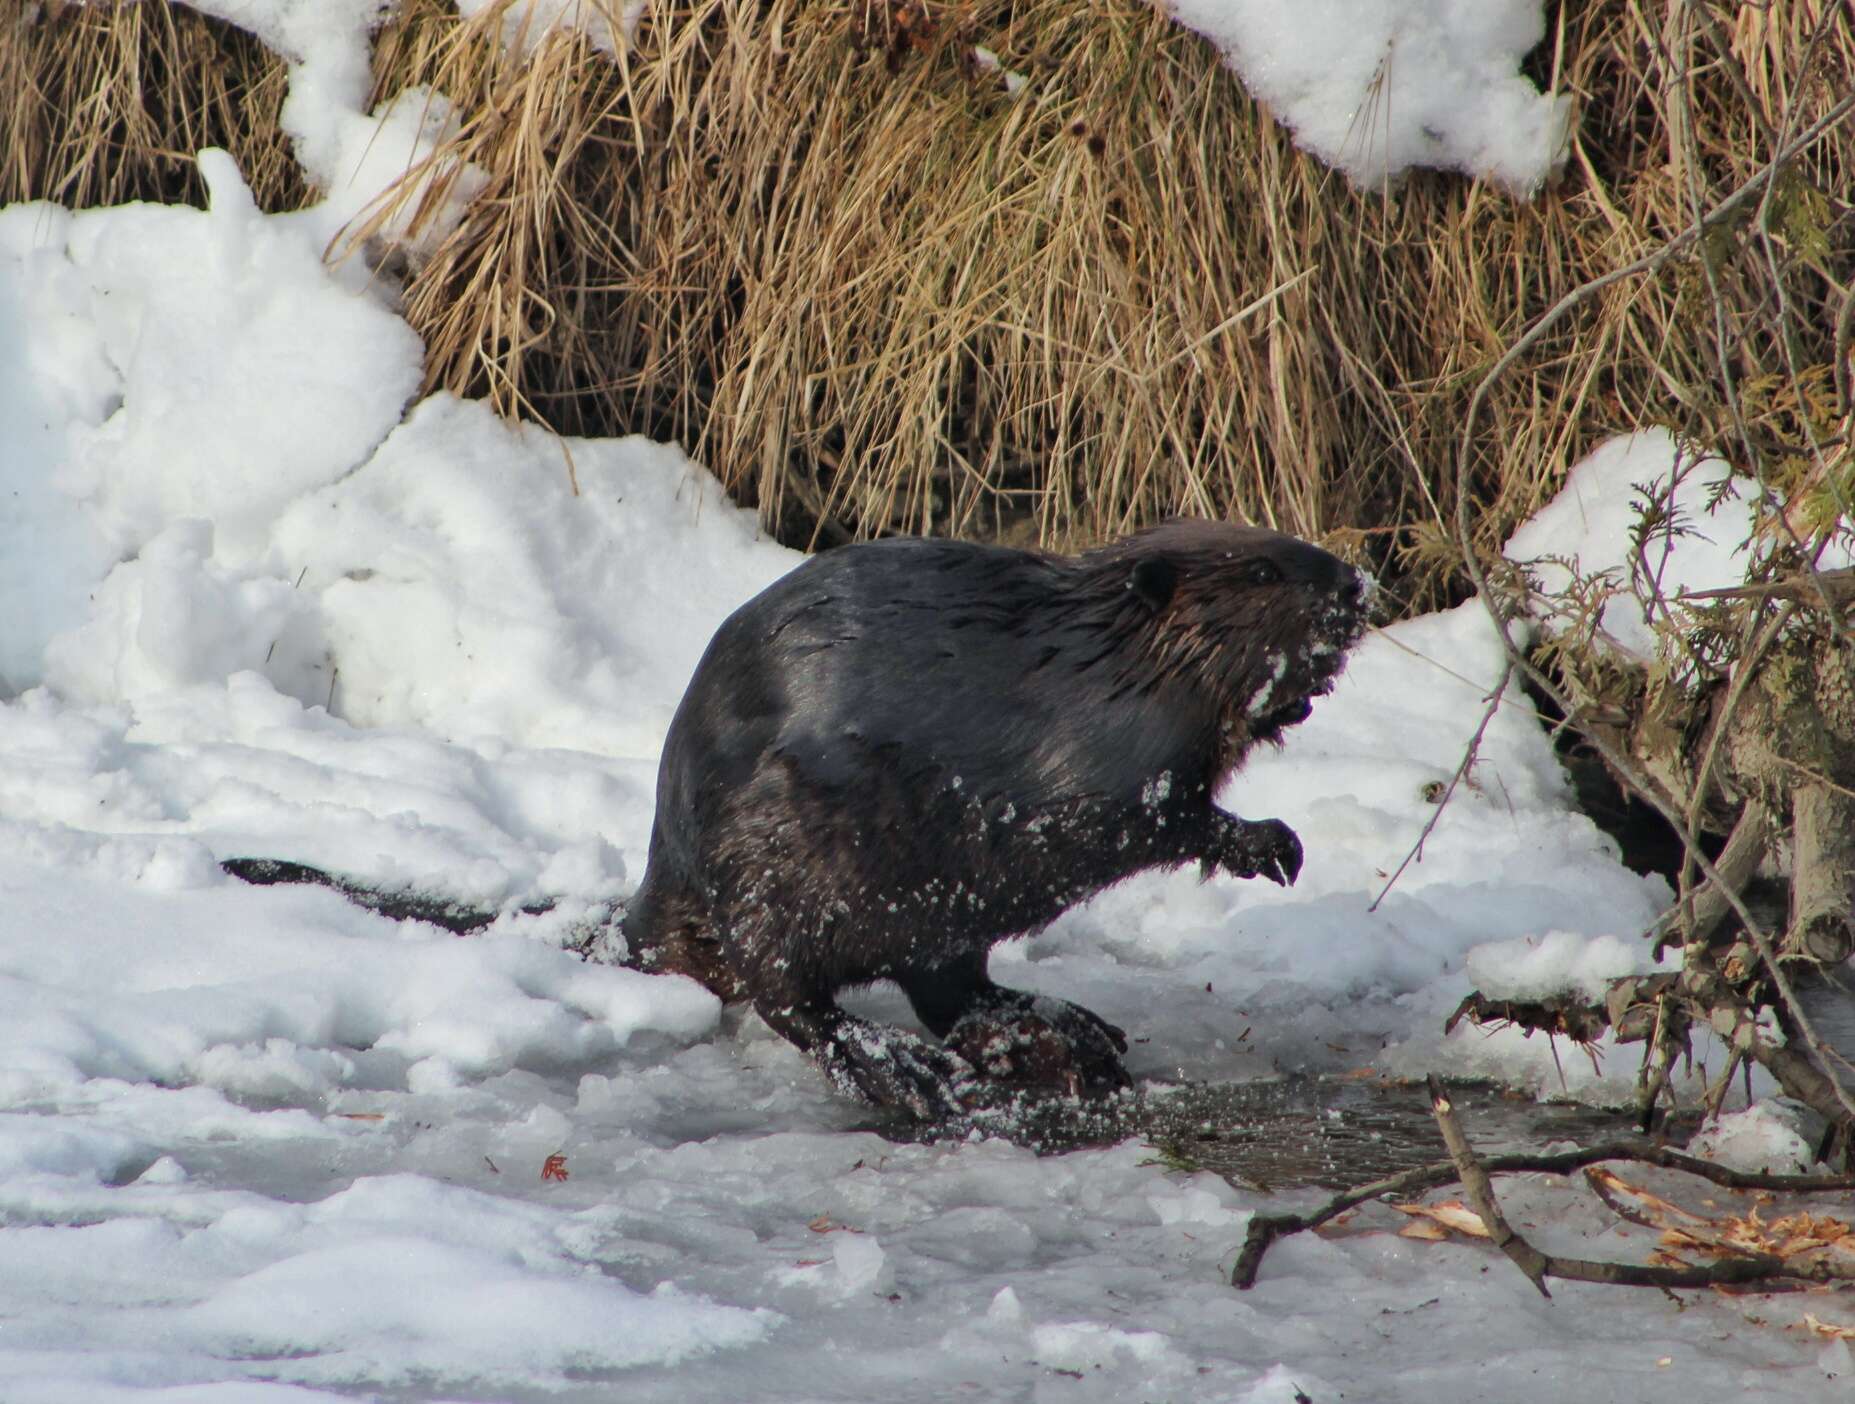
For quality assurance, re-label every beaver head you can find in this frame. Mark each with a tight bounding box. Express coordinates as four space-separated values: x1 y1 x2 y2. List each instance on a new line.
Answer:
1078 519 1374 774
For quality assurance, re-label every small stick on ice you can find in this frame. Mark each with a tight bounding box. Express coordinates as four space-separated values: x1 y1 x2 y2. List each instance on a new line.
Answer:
1425 1075 1551 1298
1370 669 1511 911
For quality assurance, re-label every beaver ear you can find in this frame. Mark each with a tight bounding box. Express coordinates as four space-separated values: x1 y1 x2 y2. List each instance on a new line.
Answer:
1127 556 1178 612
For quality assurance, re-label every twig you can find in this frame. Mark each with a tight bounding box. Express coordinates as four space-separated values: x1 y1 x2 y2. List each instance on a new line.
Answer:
1672 603 1794 940
1229 1127 1855 1290
1680 570 1855 606
1424 1077 1855 1295
1427 1075 1552 1295
1837 282 1855 421
1370 668 1512 911
1750 0 1855 570
1452 93 1855 579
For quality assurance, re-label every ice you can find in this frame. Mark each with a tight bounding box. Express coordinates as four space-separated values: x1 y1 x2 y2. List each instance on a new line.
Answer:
179 1176 775 1389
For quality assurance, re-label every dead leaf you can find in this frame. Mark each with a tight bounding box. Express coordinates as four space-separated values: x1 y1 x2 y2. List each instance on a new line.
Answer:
1398 1218 1451 1242
1391 1201 1491 1240
1798 1313 1855 1340
1590 1168 1855 1274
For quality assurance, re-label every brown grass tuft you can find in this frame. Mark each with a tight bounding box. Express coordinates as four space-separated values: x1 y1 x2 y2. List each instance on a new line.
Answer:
1 0 304 212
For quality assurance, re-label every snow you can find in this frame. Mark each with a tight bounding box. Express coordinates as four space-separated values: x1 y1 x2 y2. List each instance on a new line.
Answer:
1162 0 1573 192
1687 1102 1828 1178
1504 429 1760 659
456 0 649 56
1505 425 1854 658
1 5 1850 1400
182 1 388 202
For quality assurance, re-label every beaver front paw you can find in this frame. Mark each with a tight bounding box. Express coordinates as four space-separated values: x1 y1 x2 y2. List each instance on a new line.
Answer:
944 996 1132 1096
1205 815 1303 886
817 1018 978 1122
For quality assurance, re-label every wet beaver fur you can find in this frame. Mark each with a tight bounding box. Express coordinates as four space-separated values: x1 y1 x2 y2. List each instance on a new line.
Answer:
623 519 1372 1119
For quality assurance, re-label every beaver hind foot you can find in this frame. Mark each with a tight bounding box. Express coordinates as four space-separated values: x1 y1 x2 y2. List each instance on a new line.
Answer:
944 993 1133 1097
813 1013 979 1123
621 518 1372 1120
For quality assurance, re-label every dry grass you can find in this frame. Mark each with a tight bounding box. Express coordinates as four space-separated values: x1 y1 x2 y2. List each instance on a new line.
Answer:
355 0 1854 601
6 0 1853 607
1 0 303 212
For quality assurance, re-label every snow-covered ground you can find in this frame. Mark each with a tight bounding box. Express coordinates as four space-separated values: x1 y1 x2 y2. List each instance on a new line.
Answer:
2 5 1850 1399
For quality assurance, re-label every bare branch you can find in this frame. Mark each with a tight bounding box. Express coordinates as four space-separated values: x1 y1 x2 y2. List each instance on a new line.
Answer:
1229 1124 1855 1290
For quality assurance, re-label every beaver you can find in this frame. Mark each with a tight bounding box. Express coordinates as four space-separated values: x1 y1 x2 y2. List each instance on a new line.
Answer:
622 519 1373 1119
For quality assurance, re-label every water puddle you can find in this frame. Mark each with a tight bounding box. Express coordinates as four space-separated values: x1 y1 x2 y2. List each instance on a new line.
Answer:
891 1076 1697 1191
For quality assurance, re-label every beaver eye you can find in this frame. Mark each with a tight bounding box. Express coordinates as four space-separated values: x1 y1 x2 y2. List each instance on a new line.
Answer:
1243 559 1283 587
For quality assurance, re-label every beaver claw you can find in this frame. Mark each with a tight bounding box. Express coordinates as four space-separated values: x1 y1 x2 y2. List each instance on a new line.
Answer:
944 995 1132 1095
818 1018 977 1122
1207 816 1303 886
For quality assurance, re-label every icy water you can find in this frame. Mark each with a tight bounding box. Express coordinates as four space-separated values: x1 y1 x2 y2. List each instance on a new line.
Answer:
887 1076 1690 1190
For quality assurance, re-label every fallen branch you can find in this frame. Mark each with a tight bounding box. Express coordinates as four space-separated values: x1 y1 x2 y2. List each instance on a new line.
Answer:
1229 1119 1855 1289
1421 1076 1838 1294
1445 957 1855 1162
1790 781 1855 965
1425 1076 1552 1293
1653 799 1769 957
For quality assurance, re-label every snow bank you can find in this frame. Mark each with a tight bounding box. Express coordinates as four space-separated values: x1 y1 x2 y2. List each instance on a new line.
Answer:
0 852 720 1104
0 152 423 693
1163 0 1572 192
1507 427 1854 658
181 1 489 256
